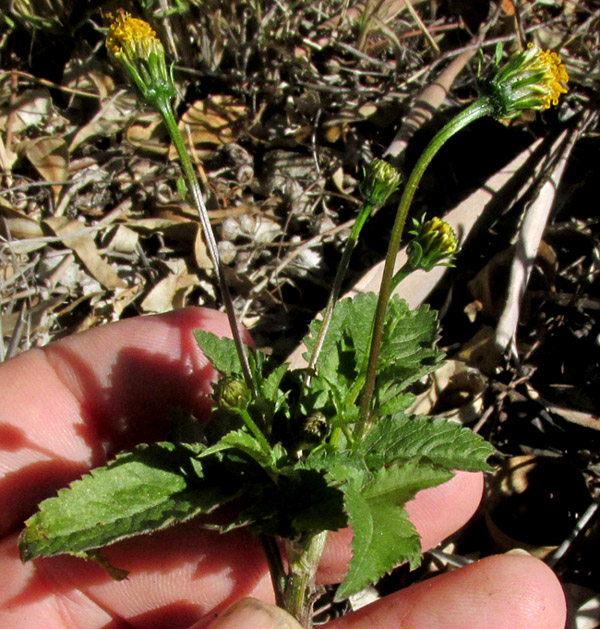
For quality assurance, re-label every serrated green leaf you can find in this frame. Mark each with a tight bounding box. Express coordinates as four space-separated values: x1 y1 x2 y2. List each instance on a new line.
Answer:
19 442 238 562
344 293 379 363
336 463 452 600
304 450 369 486
194 329 242 375
302 293 443 421
361 414 495 472
200 428 282 471
261 361 290 401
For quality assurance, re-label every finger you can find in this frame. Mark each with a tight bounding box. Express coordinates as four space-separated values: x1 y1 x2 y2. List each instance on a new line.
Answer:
318 470 483 584
325 554 566 629
0 472 484 627
0 524 275 628
0 307 244 536
200 598 302 629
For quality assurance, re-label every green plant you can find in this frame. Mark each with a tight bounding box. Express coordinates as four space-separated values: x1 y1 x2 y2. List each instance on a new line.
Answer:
18 14 569 628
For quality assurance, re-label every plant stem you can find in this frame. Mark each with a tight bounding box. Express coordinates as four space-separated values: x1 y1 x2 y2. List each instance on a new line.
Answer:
157 97 255 394
283 531 328 628
357 98 493 431
260 534 286 608
390 260 413 293
304 202 375 388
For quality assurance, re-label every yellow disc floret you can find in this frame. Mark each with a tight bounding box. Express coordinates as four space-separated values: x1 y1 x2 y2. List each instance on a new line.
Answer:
525 44 569 108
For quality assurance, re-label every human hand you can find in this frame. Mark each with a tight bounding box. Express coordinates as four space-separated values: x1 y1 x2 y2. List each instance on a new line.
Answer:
0 308 566 628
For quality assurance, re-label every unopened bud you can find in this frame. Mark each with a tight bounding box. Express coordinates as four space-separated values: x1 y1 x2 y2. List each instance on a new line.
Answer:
213 375 250 410
360 159 402 206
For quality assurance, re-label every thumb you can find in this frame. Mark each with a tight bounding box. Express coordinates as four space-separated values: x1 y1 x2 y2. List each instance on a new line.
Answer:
202 598 303 629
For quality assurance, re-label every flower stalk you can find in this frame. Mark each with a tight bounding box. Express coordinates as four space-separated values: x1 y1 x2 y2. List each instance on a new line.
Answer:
358 43 569 430
304 159 401 387
107 11 255 394
357 98 493 429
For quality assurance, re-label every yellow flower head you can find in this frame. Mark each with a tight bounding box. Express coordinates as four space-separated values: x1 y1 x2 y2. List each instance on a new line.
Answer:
106 9 175 107
407 216 458 272
107 10 162 60
484 43 569 119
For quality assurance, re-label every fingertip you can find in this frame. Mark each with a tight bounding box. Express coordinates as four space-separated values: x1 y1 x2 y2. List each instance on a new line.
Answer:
201 598 302 629
329 553 566 629
475 554 567 629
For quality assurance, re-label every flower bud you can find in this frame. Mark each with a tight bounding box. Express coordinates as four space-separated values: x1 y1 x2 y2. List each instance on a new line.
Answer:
482 43 569 120
360 159 402 206
407 216 458 272
213 375 251 410
107 10 176 107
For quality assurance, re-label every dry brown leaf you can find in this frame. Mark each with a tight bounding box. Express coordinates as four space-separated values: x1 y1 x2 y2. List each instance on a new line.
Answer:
111 284 145 318
125 112 168 154
194 224 212 270
141 260 199 313
407 360 487 424
102 224 139 254
319 0 420 30
0 199 44 241
467 246 515 321
456 326 503 376
44 216 126 290
23 136 69 199
3 88 53 135
501 0 516 16
495 126 576 354
0 296 65 338
384 45 480 160
331 167 346 194
64 70 115 100
0 134 18 172
168 95 246 160
125 217 185 232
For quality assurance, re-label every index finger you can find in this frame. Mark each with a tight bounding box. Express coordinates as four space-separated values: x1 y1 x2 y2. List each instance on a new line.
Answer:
0 307 240 537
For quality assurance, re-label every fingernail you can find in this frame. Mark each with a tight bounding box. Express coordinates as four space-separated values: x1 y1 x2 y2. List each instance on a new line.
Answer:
207 598 303 629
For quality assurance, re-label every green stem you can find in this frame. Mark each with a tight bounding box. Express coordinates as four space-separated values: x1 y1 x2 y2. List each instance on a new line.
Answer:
357 98 493 432
304 202 375 387
283 531 328 628
238 409 272 457
260 534 286 609
157 97 255 394
390 260 413 293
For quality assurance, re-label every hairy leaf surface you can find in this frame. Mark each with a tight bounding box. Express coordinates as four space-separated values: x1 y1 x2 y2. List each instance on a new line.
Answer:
337 463 452 599
360 414 495 471
19 442 238 561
